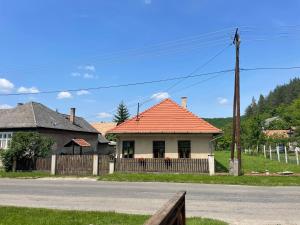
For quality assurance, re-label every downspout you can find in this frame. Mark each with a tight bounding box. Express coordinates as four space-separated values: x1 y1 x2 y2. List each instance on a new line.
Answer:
209 134 223 155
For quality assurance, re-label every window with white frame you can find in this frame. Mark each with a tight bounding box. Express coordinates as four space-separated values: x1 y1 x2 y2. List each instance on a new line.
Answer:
0 132 13 149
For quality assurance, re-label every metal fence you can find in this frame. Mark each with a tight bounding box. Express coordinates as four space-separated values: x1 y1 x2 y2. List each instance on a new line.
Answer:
115 158 209 173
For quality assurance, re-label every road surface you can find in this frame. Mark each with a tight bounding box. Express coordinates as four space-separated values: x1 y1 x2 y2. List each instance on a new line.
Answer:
0 178 299 225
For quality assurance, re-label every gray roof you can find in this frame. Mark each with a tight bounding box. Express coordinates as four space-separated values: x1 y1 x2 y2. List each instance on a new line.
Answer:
98 134 109 144
0 102 99 133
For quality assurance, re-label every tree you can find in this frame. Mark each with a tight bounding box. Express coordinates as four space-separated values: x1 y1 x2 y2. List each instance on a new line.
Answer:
113 101 130 125
0 132 53 171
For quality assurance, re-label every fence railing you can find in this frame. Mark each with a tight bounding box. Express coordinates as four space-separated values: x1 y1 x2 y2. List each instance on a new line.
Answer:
144 191 186 225
115 158 209 173
56 155 94 176
36 157 51 171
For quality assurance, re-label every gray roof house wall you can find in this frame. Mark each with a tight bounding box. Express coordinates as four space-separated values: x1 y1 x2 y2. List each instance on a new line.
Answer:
0 102 110 154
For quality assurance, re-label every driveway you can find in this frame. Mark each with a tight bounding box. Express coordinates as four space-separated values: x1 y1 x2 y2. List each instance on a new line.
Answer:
0 178 299 225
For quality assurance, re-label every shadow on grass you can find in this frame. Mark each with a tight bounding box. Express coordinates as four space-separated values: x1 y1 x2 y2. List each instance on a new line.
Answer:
215 159 228 173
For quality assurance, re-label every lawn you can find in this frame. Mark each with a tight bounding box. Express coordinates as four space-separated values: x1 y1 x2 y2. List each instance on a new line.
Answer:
0 206 227 225
215 151 300 173
0 171 51 178
98 151 300 186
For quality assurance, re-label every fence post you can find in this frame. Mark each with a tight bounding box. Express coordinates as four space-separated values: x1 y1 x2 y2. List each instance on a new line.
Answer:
50 155 56 175
93 154 99 176
263 145 266 158
296 148 299 166
284 146 288 164
109 159 115 174
208 154 215 176
269 146 272 160
12 157 17 172
276 145 280 162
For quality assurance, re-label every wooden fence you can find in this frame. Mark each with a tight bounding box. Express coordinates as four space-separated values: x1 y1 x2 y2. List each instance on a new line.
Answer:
98 155 110 175
115 158 209 173
36 157 51 171
144 191 186 225
56 155 94 176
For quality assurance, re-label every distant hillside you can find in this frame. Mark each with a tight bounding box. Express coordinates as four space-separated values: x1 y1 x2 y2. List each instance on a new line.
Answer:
245 77 300 118
204 117 232 129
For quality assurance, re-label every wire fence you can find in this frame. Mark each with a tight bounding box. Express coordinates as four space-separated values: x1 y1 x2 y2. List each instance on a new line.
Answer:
244 145 299 166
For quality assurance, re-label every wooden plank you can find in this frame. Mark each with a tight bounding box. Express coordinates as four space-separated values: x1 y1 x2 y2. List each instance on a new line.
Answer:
144 191 186 225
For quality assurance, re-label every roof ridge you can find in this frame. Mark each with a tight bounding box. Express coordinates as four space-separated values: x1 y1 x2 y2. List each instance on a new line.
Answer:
112 98 171 130
30 102 38 127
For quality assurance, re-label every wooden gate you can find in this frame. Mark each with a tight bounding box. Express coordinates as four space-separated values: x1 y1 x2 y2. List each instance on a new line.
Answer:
56 155 93 176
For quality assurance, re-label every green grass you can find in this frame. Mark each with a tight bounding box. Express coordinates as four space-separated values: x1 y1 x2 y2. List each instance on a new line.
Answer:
0 171 51 178
215 151 300 173
98 151 300 186
98 172 300 186
0 206 227 225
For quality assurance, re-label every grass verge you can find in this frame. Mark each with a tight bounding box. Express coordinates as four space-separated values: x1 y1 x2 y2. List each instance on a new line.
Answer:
98 172 300 186
0 171 51 178
0 206 227 225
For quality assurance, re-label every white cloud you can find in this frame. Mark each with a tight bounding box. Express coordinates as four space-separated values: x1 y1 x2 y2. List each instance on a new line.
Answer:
0 78 14 93
97 112 113 119
71 72 81 77
151 92 170 101
57 91 72 99
0 104 13 109
83 73 97 79
17 86 39 94
76 90 90 96
218 97 229 105
78 65 96 72
144 0 152 4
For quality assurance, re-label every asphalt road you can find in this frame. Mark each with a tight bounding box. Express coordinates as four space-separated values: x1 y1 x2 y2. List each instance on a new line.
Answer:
0 178 299 225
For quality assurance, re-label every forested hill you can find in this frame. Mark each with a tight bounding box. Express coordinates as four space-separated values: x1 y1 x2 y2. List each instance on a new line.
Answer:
245 78 300 118
204 117 232 129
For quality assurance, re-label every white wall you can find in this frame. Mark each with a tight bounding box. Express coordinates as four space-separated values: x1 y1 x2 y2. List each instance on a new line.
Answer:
116 133 213 159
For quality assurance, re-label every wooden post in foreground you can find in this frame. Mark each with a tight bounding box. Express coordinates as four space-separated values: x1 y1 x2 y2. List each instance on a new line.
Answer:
144 191 186 225
269 146 272 160
51 155 56 175
263 145 266 158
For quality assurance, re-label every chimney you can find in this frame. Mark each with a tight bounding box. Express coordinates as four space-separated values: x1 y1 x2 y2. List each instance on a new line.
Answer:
181 97 187 109
70 108 76 124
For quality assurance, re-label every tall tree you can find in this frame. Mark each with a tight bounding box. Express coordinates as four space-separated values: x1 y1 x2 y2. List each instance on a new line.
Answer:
113 101 130 125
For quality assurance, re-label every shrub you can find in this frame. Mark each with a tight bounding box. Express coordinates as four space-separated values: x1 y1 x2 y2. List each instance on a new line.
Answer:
0 132 53 171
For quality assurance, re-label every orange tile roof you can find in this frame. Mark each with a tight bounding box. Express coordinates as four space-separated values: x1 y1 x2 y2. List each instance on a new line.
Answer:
91 122 117 135
72 139 91 147
108 98 221 134
264 130 291 138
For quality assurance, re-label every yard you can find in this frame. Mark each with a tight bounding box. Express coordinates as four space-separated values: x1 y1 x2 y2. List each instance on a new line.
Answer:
98 151 300 186
0 206 227 225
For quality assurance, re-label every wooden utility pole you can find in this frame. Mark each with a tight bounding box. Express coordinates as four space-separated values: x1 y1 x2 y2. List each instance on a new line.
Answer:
230 28 242 176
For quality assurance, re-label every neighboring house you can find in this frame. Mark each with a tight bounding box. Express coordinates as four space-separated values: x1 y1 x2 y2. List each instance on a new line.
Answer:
0 102 109 155
91 122 117 135
91 122 117 156
108 98 221 159
264 129 294 139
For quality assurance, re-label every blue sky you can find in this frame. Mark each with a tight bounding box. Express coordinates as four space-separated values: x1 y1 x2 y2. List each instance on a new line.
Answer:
0 0 299 121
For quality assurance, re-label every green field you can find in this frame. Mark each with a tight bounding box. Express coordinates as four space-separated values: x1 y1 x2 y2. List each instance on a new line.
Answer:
0 206 227 225
215 151 300 173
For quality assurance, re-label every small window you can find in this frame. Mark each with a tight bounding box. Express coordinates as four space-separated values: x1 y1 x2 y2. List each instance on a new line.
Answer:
178 141 191 158
122 141 134 158
153 141 165 158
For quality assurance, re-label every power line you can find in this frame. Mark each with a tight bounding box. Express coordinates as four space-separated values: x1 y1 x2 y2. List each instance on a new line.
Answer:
241 66 300 71
0 69 235 96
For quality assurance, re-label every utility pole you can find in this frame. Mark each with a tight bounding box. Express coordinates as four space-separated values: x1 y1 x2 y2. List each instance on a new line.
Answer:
230 28 242 176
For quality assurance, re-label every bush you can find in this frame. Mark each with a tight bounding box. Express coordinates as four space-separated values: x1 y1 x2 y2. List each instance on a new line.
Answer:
0 132 53 171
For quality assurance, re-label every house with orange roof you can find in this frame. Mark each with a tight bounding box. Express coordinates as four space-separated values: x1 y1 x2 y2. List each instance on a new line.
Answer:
108 97 222 159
